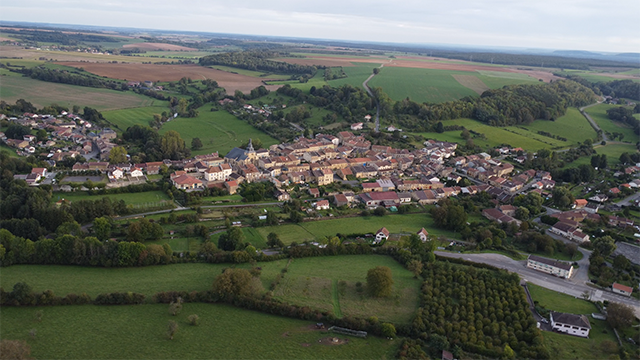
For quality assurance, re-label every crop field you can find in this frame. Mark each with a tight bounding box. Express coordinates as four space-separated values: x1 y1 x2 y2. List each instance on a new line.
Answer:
584 104 638 141
103 105 170 131
257 213 459 244
275 255 420 323
123 42 198 51
416 118 570 151
0 75 159 111
0 303 399 359
209 65 272 77
51 190 173 208
0 45 172 64
159 106 279 155
58 62 282 94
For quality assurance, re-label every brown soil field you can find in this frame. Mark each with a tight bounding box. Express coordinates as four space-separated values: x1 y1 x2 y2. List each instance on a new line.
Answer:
0 45 167 64
58 62 281 93
452 74 490 94
123 43 198 51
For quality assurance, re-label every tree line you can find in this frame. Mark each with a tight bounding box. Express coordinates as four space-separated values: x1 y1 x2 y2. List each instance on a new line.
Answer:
198 50 317 76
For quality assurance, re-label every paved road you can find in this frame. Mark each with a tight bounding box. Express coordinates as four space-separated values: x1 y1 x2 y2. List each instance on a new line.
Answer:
362 63 385 132
616 191 640 207
435 251 640 317
579 101 606 141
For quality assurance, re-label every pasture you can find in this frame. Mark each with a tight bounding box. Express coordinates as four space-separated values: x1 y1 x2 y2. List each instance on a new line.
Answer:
584 104 638 141
328 63 380 88
0 75 159 111
51 190 173 208
523 108 597 146
257 213 459 244
0 304 399 359
210 227 267 249
276 255 421 323
159 107 279 155
103 105 171 131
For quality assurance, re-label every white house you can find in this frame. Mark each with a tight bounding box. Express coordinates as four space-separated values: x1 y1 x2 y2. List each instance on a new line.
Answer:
130 167 144 178
109 168 124 180
612 283 633 297
375 227 389 244
350 122 364 131
550 311 591 338
527 255 573 279
315 199 330 210
417 228 429 242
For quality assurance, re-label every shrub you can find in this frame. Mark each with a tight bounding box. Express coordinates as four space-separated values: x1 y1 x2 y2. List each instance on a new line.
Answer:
188 314 199 326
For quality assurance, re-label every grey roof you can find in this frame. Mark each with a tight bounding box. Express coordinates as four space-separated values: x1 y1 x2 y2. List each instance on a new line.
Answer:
528 255 573 271
225 147 248 161
551 311 591 329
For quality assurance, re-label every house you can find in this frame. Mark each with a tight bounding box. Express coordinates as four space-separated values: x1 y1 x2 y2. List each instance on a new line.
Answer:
172 174 204 190
359 191 400 207
350 122 364 131
225 180 238 195
308 188 320 198
442 350 454 360
109 168 124 180
375 227 389 244
574 199 588 209
527 255 573 279
333 194 349 207
274 188 290 201
417 228 429 242
589 194 609 203
612 283 633 297
31 167 47 178
550 311 591 338
130 167 144 178
315 200 330 210
550 221 577 238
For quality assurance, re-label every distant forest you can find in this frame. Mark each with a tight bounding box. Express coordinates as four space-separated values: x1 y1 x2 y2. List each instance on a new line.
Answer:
0 29 120 45
199 50 318 75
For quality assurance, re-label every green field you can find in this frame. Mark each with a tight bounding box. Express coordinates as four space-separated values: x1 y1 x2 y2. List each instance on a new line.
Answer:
210 227 267 249
0 75 161 111
328 64 380 88
593 143 639 166
527 283 597 314
415 118 570 151
276 255 420 323
51 191 173 208
584 103 638 141
257 213 458 244
523 108 598 146
103 106 170 131
159 106 279 155
0 304 399 359
209 65 276 77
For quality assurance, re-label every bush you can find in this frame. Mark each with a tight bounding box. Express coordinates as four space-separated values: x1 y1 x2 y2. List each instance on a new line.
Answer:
188 314 199 326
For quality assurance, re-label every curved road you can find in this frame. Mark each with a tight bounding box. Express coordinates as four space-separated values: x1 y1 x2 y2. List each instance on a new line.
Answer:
580 100 606 141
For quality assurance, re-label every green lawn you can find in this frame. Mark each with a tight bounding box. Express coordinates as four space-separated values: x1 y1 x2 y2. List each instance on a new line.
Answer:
275 255 421 323
593 143 639 166
328 63 380 88
0 263 224 297
210 227 267 249
523 108 598 146
159 107 279 155
103 105 170 132
0 304 399 359
0 75 160 111
266 70 329 93
544 318 620 360
257 213 459 244
584 103 638 142
527 283 596 314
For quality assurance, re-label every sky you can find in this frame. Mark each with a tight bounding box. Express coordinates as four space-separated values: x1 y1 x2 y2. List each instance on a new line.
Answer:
2 0 639 53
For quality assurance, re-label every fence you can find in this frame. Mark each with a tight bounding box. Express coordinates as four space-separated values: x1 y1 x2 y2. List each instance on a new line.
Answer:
327 326 367 338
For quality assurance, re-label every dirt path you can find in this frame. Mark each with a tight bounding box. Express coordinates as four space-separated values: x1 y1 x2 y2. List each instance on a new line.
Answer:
580 100 606 141
362 61 388 132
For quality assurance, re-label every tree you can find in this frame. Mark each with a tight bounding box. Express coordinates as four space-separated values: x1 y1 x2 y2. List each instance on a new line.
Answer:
515 207 530 221
381 323 396 338
0 340 32 360
167 320 178 340
160 130 188 160
503 344 516 359
461 128 471 140
592 236 616 257
373 67 380 75
212 268 258 298
5 124 31 140
367 266 394 297
267 232 284 248
169 297 183 316
407 259 423 278
619 152 632 165
109 146 128 164
188 314 199 326
612 255 630 270
218 227 245 251
373 206 386 216
435 121 445 133
36 129 48 142
606 302 634 329
191 137 203 150
93 217 111 241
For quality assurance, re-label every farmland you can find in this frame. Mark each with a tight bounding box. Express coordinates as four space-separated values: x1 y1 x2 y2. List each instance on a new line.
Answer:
58 62 282 94
103 105 171 131
0 304 399 359
583 103 638 141
523 108 598 146
123 42 198 51
159 106 279 155
0 75 159 111
257 213 459 244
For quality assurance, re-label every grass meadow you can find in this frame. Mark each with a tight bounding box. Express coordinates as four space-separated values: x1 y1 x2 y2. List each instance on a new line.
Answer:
523 108 598 146
328 64 380 88
0 303 399 359
0 75 160 111
103 106 171 131
584 103 638 141
159 106 279 155
257 213 460 244
50 191 173 208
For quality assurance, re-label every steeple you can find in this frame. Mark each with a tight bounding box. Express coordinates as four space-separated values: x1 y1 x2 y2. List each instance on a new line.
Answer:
246 138 255 153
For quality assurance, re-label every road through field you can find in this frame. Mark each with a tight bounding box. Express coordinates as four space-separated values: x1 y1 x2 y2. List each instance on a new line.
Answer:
362 61 388 132
580 100 607 141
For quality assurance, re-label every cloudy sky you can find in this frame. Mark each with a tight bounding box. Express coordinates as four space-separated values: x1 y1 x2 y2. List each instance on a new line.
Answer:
2 0 639 53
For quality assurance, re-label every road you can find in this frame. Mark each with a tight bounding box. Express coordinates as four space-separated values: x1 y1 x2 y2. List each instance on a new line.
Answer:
579 101 606 141
362 63 385 132
616 191 640 207
435 251 640 317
